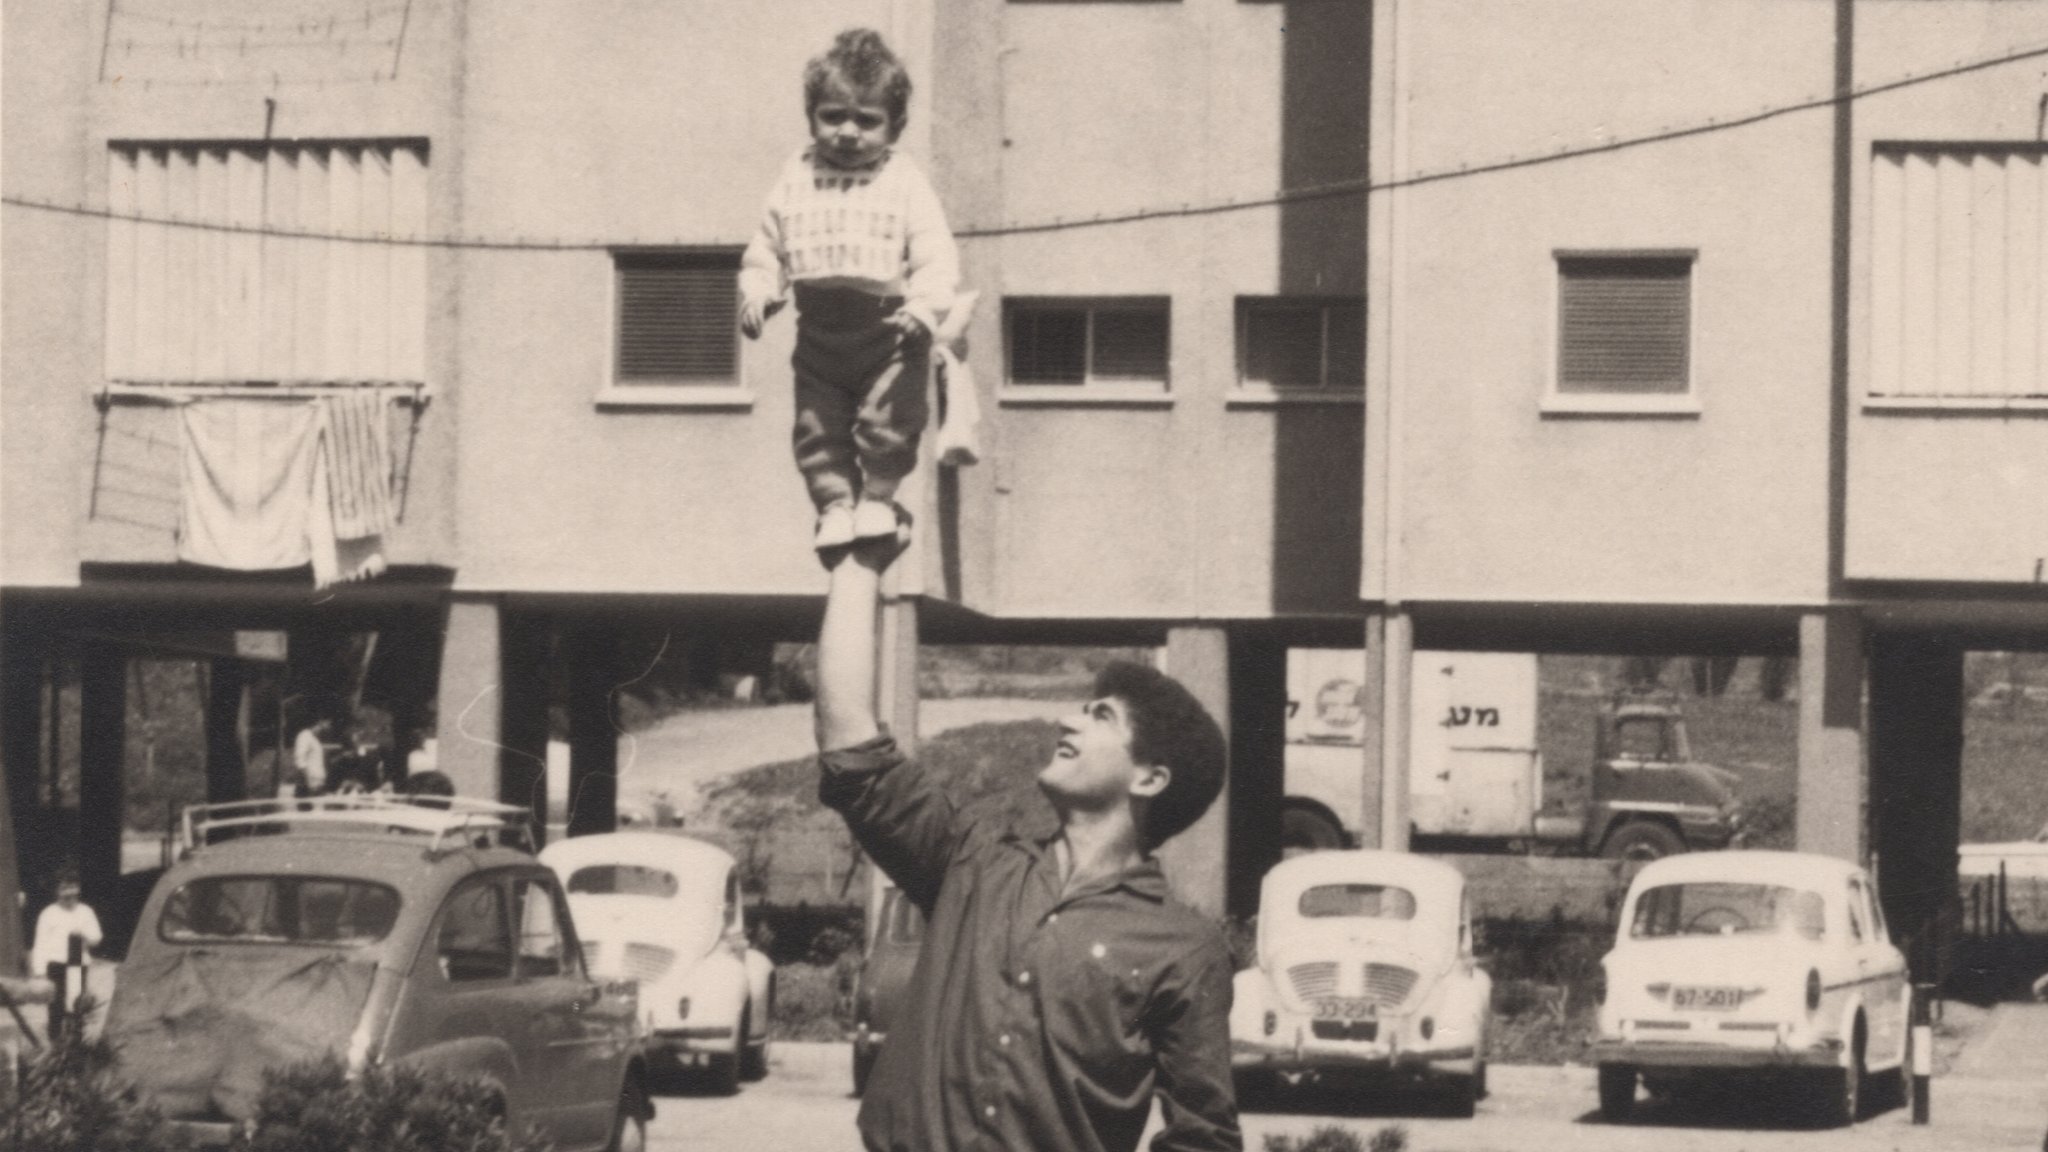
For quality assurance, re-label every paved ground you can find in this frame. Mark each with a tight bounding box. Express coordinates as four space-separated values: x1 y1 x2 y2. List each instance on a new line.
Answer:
646 1041 2048 1152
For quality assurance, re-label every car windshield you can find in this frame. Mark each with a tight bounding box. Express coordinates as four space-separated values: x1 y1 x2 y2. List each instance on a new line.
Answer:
1630 881 1825 940
566 864 679 899
161 876 400 945
1297 883 1417 921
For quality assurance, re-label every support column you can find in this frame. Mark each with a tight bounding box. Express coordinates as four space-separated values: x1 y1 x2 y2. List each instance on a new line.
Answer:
1159 626 1229 918
434 595 505 801
1353 615 1388 848
1796 610 1865 863
1375 611 1413 853
565 619 620 839
499 608 551 842
205 658 248 803
1226 630 1286 918
0 627 44 976
78 644 126 914
1868 633 1963 951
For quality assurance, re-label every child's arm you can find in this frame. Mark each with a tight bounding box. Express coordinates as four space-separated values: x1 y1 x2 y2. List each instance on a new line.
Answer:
895 164 959 339
738 190 790 339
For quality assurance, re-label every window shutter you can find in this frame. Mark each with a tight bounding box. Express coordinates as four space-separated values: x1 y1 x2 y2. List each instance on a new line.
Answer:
1009 306 1088 384
1090 306 1169 381
1557 256 1691 394
616 255 738 381
1242 304 1326 389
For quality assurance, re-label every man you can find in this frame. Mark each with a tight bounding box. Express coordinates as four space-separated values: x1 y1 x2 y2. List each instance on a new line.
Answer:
30 872 101 984
815 535 1241 1152
292 716 333 795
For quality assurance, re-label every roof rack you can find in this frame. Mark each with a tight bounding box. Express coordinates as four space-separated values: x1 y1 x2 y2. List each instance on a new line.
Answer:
178 794 537 857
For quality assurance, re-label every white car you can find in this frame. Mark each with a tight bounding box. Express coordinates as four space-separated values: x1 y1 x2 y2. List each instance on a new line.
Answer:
1593 850 1912 1126
1230 850 1492 1116
541 831 774 1093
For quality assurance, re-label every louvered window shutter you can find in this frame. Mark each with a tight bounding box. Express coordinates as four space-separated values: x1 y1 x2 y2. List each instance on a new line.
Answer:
616 253 739 382
1557 256 1692 394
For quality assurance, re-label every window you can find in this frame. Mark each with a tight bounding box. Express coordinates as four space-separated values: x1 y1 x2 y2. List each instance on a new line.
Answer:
1298 884 1417 921
105 140 427 384
1552 252 1695 408
612 250 741 388
1870 144 2048 403
513 877 573 979
160 876 399 945
1629 883 1825 941
1846 880 1868 943
1005 298 1170 393
566 864 678 899
436 879 512 983
1237 297 1364 393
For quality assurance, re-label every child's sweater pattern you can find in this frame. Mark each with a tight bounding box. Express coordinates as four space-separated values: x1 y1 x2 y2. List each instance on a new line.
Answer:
740 147 958 332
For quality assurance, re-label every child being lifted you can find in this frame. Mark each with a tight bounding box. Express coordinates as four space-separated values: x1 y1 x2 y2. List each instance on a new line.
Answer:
740 28 960 551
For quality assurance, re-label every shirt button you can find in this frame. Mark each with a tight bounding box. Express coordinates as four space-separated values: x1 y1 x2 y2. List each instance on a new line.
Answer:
1047 913 1059 924
999 1033 1012 1046
984 1105 997 1119
1017 970 1032 986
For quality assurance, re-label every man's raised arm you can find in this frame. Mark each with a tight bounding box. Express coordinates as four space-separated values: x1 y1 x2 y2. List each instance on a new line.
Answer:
815 550 885 753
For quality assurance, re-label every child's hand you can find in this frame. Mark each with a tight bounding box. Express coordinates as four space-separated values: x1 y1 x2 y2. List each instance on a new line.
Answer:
888 309 931 347
739 298 784 340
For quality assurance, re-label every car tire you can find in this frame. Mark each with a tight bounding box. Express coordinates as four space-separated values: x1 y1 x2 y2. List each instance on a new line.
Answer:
607 1076 650 1152
1600 821 1686 864
852 1044 877 1097
1813 1027 1863 1128
739 1006 769 1082
1475 1057 1489 1101
1438 1071 1479 1119
1597 1064 1637 1122
704 1049 741 1097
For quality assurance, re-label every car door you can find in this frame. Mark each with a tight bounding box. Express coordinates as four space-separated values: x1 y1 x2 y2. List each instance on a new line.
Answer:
1852 874 1910 1066
387 874 539 1116
512 872 633 1149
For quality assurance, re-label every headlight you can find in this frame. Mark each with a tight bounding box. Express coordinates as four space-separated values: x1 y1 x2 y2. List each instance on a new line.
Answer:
1805 970 1820 1013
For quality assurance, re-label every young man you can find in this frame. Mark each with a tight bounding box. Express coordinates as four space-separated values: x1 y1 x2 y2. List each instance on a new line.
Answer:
815 537 1241 1152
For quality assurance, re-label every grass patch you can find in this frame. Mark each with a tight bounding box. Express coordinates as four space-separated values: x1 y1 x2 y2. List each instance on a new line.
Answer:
1478 911 1609 1066
771 960 857 1042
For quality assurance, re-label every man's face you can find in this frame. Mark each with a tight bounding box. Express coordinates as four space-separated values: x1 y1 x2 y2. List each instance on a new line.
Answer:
1038 697 1168 814
809 79 896 169
56 884 79 908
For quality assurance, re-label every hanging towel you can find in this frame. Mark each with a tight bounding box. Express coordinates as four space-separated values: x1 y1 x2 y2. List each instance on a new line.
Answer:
311 391 394 589
178 400 322 570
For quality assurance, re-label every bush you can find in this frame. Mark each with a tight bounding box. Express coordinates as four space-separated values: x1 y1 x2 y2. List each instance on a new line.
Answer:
1262 1124 1407 1152
226 1057 553 1152
771 960 857 1041
0 1000 185 1152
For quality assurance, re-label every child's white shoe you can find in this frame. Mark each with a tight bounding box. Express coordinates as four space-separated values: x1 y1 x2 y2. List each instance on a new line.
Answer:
814 502 856 550
852 498 905 542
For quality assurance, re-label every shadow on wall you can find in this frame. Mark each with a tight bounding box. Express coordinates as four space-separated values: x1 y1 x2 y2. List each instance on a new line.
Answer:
1272 0 1368 614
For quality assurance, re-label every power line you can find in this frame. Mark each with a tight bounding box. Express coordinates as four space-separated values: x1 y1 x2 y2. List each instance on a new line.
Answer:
11 34 2048 249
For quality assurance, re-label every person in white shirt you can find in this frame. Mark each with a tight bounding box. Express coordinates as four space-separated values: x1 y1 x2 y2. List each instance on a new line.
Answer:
293 717 333 795
740 27 960 551
30 875 102 977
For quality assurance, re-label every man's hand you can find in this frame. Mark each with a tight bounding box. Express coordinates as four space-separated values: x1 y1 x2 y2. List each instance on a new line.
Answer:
739 297 785 340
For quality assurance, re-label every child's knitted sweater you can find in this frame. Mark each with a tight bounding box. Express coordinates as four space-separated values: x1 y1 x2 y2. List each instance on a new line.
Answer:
739 146 959 334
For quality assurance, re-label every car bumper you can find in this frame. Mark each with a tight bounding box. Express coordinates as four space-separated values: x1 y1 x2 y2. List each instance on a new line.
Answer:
1232 1034 1476 1076
648 1025 739 1062
1594 1033 1845 1070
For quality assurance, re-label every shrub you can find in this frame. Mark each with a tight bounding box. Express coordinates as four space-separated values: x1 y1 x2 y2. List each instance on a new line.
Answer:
1262 1124 1407 1152
771 960 858 1041
0 1000 185 1152
226 1057 553 1152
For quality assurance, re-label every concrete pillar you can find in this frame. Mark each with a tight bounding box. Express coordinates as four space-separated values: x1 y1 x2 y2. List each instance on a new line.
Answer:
0 627 43 976
1796 610 1865 863
1159 626 1229 918
565 619 620 839
1375 611 1413 853
1226 630 1287 918
1352 615 1389 849
434 595 505 801
1868 634 1963 951
499 607 551 842
204 658 248 803
78 644 126 913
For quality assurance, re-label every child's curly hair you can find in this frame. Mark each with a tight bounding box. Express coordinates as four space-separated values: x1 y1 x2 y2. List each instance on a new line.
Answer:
804 28 912 134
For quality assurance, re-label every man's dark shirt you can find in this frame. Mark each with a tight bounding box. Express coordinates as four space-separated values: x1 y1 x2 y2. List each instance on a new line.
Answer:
821 735 1241 1152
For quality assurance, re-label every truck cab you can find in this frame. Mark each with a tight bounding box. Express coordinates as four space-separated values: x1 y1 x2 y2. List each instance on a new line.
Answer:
1583 694 1745 861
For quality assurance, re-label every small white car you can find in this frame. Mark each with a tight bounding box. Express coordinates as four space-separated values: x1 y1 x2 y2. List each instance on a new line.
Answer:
1593 850 1912 1126
1230 850 1492 1116
541 831 774 1094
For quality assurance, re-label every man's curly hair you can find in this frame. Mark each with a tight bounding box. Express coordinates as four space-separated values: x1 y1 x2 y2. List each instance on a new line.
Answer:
1094 661 1227 850
803 28 913 134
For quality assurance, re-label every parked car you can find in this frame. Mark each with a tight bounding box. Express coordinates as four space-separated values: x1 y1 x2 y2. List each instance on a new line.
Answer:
1593 849 1911 1127
541 830 773 1094
1229 850 1492 1116
851 883 924 1095
104 795 652 1150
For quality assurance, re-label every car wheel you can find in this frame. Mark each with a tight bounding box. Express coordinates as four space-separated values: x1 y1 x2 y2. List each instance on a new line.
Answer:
1438 1071 1479 1118
606 1076 649 1152
1812 1025 1863 1128
852 1043 876 1097
1475 1058 1489 1101
1600 821 1686 863
1597 1064 1637 1122
739 1006 769 1082
704 1049 741 1096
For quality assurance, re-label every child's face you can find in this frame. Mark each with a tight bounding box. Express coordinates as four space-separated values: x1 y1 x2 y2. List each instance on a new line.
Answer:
810 80 895 168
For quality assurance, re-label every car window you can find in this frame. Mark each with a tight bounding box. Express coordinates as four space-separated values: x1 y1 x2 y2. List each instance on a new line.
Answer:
1612 717 1668 760
514 877 573 979
1630 882 1825 940
161 876 399 945
1845 880 1867 943
438 879 513 982
566 864 678 899
1866 878 1888 940
1298 884 1417 920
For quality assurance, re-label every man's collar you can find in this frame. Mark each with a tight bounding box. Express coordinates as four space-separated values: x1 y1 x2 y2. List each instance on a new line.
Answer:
1013 828 1170 903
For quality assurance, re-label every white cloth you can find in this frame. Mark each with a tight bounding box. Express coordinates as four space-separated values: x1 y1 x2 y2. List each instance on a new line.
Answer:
311 393 394 589
294 728 328 791
31 902 102 973
933 291 983 468
177 399 321 570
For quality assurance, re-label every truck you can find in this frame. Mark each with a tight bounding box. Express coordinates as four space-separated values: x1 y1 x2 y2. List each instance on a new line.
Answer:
1282 650 1744 861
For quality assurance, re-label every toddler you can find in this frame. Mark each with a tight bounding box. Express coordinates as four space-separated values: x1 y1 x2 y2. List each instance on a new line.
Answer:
740 28 959 549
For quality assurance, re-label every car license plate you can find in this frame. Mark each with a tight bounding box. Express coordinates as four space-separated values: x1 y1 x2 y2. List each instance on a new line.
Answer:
1311 998 1376 1021
1672 985 1743 1010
